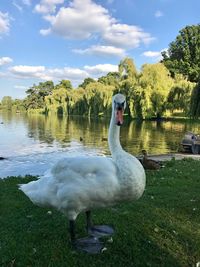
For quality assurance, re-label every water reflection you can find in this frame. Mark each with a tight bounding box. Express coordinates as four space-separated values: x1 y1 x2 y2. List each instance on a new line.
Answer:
1 112 200 177
1 112 200 155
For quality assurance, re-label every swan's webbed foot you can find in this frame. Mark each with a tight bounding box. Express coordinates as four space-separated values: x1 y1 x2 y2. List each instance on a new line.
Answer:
86 211 114 238
72 237 104 254
88 225 114 238
69 219 105 254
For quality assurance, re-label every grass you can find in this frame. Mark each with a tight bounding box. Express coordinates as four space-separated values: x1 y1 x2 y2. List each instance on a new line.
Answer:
0 158 200 267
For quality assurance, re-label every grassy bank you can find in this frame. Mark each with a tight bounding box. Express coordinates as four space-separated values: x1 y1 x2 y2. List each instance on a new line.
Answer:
0 159 200 267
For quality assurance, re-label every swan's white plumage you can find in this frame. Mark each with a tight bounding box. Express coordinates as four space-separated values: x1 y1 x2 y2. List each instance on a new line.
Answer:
19 94 146 221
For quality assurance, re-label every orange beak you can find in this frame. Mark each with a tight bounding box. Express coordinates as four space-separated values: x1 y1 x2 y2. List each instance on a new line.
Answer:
116 109 124 126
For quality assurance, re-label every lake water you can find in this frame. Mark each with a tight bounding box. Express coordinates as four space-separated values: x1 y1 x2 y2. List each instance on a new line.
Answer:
1 112 200 178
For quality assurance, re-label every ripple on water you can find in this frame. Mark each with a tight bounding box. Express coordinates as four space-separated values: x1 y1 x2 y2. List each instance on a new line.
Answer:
0 143 104 179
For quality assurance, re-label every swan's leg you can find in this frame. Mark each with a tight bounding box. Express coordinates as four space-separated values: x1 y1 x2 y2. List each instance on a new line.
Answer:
69 220 76 242
86 211 114 238
69 220 104 254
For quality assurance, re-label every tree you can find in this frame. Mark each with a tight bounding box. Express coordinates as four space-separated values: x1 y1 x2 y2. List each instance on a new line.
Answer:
25 81 54 110
68 88 86 115
1 96 12 110
118 58 138 117
190 78 200 118
55 80 72 90
78 78 95 89
138 63 173 118
45 88 69 115
98 72 120 87
84 82 114 117
167 74 195 114
12 99 26 112
162 24 200 82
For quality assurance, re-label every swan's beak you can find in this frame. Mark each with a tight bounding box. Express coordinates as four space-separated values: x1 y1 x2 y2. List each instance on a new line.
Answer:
115 106 124 126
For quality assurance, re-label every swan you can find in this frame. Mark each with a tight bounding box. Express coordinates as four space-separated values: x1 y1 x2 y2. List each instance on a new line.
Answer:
19 94 146 254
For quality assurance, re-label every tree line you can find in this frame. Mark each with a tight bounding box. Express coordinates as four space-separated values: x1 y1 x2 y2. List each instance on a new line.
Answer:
1 24 200 119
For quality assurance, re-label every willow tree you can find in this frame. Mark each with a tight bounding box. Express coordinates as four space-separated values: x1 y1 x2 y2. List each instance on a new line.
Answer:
118 58 138 117
1 96 13 111
167 74 195 115
190 79 200 118
68 87 86 115
12 99 26 112
138 63 173 118
45 88 69 115
84 82 114 117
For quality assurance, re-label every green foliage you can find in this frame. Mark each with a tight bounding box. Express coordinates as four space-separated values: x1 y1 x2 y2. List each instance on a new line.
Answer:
55 80 72 90
25 81 54 110
0 97 26 113
138 63 173 118
12 99 26 112
162 24 200 82
84 82 115 116
190 78 200 118
98 72 120 87
78 78 96 89
1 96 13 110
118 58 138 117
167 75 195 115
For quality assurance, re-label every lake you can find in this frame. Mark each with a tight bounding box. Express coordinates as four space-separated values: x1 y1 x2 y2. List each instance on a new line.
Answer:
1 112 200 178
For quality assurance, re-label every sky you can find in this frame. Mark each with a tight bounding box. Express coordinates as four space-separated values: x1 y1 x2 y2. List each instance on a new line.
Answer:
0 0 199 100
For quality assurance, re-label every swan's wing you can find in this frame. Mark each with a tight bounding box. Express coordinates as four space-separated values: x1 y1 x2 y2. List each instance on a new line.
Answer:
19 156 119 212
50 156 117 182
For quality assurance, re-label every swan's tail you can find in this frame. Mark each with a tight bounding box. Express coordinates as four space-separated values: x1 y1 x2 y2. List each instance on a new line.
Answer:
18 172 57 208
18 181 42 205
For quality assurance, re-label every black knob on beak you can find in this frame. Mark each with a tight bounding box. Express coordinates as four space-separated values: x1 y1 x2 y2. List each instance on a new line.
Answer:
115 101 125 110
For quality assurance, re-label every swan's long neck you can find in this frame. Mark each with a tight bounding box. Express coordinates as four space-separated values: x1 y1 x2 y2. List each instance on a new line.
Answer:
108 108 123 156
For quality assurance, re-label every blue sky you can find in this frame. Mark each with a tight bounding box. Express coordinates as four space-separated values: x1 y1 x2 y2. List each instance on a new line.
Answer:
0 0 199 100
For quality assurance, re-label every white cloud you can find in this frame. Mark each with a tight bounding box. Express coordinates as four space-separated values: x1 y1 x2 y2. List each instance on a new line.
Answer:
84 64 118 76
0 57 13 66
34 0 65 14
142 51 162 58
10 65 46 79
0 11 11 35
8 63 118 86
40 28 52 35
42 0 114 39
142 48 167 60
47 67 88 80
73 45 125 57
103 23 154 48
9 65 88 83
39 0 154 54
155 10 163 18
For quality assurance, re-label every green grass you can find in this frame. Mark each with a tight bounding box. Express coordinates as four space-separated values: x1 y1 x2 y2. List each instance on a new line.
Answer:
1 159 200 267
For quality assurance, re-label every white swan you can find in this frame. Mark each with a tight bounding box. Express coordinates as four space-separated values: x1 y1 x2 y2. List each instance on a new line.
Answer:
19 94 146 253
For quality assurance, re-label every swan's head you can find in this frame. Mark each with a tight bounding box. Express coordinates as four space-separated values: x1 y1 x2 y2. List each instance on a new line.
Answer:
112 94 126 126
